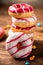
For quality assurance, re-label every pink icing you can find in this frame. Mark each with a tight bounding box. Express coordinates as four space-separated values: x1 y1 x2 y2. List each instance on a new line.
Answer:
12 15 37 23
16 4 21 8
8 3 33 13
17 8 23 13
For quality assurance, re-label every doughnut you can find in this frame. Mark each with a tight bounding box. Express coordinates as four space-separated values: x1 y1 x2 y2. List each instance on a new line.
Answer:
0 27 5 39
11 15 37 27
11 15 37 34
8 3 34 18
6 32 33 58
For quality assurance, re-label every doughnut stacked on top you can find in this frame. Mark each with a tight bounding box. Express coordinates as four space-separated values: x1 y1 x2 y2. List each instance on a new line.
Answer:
8 3 37 34
8 3 34 18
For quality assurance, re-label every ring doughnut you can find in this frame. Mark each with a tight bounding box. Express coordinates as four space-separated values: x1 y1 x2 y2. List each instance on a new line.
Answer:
6 32 33 58
8 3 34 18
11 15 37 34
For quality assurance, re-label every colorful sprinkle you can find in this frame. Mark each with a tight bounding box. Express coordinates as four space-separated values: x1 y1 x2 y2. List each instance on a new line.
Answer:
6 25 10 28
32 45 36 49
4 25 10 29
36 22 42 27
25 61 30 65
29 55 35 61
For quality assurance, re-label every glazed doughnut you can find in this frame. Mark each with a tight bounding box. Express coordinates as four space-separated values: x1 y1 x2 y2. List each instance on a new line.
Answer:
6 32 33 58
8 3 34 18
11 15 37 27
0 27 5 39
11 15 37 34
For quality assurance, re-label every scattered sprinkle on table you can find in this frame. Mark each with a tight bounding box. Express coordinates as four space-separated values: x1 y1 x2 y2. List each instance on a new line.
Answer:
4 25 10 29
36 22 42 27
25 61 30 65
29 55 35 61
32 45 36 49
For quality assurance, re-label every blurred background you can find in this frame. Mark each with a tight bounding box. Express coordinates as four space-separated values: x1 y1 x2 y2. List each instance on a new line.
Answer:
0 0 43 6
0 0 43 26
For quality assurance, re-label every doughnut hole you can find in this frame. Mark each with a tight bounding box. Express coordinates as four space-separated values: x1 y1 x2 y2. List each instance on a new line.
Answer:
17 42 22 50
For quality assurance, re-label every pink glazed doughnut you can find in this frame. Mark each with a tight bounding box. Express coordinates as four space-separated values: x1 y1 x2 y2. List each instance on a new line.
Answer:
8 3 34 18
0 27 5 39
6 32 33 58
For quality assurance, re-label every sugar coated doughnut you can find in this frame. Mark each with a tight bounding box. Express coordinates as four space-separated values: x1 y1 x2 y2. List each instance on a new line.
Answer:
0 27 5 39
6 32 33 58
8 3 34 18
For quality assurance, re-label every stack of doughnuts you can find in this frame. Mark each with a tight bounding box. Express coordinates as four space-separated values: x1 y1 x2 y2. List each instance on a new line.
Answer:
6 3 37 58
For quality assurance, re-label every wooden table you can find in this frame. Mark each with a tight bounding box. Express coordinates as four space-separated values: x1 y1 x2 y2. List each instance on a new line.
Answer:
0 5 43 65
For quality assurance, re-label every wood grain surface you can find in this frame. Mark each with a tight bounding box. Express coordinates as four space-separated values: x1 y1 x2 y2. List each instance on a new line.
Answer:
0 5 43 65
